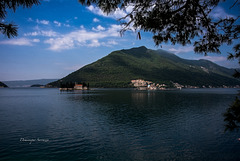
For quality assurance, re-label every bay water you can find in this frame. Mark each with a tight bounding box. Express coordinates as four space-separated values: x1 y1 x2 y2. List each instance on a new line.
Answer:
0 88 240 161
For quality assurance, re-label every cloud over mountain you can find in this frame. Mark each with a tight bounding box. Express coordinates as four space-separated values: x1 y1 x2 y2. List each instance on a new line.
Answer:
44 25 121 51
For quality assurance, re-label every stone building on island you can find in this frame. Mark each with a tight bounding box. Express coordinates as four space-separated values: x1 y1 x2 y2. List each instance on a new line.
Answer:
59 82 89 91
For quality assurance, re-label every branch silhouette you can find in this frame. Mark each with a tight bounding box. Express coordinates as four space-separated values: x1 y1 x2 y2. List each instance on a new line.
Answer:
0 0 40 38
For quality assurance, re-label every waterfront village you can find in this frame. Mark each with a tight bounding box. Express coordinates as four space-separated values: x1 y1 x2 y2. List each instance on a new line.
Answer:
131 79 240 90
57 79 240 91
131 79 181 90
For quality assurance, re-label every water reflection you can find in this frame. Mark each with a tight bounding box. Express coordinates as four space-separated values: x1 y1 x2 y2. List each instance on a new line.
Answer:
131 91 157 105
63 89 234 130
59 89 240 160
1 88 240 161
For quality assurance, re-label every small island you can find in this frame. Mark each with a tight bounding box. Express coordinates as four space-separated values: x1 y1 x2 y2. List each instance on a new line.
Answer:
59 82 89 91
0 81 8 88
30 84 45 88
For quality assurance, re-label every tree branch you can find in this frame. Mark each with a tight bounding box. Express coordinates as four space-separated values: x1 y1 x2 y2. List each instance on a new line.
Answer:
230 0 239 9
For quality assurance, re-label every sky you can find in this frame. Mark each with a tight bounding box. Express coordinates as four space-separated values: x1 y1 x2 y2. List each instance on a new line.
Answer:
0 0 239 81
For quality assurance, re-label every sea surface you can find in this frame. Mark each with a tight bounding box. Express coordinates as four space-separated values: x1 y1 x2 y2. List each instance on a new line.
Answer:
0 88 240 161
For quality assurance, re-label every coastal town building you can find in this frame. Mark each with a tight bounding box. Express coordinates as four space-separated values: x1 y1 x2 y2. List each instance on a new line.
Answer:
131 79 165 90
74 84 83 90
131 79 221 90
74 83 89 90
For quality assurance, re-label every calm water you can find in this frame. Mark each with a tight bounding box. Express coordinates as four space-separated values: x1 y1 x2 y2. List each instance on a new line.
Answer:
0 88 240 161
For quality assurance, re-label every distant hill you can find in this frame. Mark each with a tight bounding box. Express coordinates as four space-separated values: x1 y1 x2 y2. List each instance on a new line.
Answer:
3 79 58 88
49 46 240 88
0 81 8 88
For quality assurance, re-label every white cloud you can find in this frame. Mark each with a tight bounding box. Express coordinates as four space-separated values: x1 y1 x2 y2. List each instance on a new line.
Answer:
92 25 105 31
24 30 58 37
33 39 40 42
44 25 122 51
88 39 101 47
93 18 100 22
0 38 40 46
105 24 122 37
80 25 85 29
199 56 227 62
28 18 33 22
87 5 129 20
107 40 118 45
64 24 70 27
54 20 61 27
168 46 194 54
87 5 105 16
36 19 49 25
102 40 118 47
125 5 134 13
25 32 38 36
210 6 236 19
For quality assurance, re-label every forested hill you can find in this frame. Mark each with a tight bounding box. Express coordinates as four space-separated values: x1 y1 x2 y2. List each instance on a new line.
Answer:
50 46 240 88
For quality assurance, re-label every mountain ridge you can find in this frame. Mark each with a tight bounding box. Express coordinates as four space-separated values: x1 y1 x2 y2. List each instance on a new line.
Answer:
3 79 58 87
50 46 240 88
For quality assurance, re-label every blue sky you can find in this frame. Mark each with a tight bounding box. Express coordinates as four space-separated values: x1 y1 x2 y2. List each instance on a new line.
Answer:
0 0 239 81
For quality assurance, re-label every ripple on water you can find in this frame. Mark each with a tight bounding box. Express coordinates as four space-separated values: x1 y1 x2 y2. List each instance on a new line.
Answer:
0 88 240 161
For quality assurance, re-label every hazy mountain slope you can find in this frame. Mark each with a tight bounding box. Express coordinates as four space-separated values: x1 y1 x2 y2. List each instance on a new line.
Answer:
3 79 58 87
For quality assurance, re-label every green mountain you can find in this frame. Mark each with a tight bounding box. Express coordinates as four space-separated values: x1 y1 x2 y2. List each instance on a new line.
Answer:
50 46 240 88
0 81 8 88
